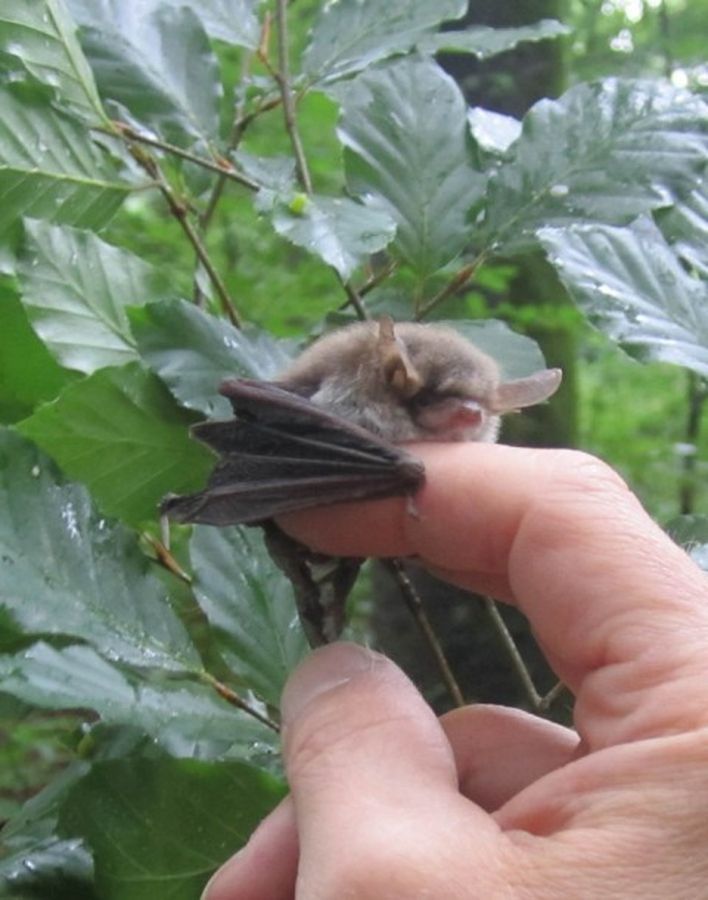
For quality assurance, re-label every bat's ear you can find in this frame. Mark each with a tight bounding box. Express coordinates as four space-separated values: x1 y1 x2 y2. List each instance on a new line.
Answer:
377 317 422 398
491 368 562 413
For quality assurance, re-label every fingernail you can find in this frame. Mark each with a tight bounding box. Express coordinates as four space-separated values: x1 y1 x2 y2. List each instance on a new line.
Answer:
281 642 380 724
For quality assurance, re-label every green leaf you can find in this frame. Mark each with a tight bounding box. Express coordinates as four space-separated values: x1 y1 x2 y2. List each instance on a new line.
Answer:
0 642 275 753
0 0 106 123
0 278 72 423
539 216 708 378
131 300 294 418
441 318 548 379
0 81 130 233
191 526 307 708
665 514 708 572
267 193 397 280
304 0 466 84
232 150 296 193
59 758 285 900
2 760 89 845
161 0 260 49
18 220 156 374
418 19 570 57
68 0 261 50
484 78 708 255
0 429 200 671
0 837 96 899
657 180 708 278
67 1 221 146
17 363 213 525
338 57 485 279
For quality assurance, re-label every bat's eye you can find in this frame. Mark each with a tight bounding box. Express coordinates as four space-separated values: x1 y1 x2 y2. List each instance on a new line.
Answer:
408 388 447 409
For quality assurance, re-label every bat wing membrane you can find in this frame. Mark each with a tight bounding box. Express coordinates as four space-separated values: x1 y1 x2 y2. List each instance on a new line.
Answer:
162 379 425 525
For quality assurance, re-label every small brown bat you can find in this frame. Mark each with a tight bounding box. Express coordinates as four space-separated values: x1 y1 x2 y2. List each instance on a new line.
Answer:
163 318 561 644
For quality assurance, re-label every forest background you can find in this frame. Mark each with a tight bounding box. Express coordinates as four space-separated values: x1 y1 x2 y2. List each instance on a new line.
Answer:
0 0 706 897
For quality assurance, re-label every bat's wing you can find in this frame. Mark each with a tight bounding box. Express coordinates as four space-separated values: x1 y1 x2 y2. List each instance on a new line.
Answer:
161 379 425 525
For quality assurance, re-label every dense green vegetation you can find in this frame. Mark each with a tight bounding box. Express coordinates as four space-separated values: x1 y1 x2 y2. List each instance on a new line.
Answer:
0 1 706 896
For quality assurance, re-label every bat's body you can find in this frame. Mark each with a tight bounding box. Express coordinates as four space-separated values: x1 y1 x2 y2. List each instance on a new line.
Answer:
163 319 561 644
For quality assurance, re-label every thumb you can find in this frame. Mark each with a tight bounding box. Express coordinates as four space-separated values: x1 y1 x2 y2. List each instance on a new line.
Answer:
281 643 501 896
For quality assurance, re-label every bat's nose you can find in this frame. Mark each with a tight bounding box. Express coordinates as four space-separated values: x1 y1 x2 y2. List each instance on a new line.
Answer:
452 399 483 427
415 398 483 435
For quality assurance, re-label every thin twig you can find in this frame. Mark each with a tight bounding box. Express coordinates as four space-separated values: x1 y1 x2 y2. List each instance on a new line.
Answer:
129 146 243 327
416 261 479 321
232 95 283 142
385 560 466 708
143 533 192 585
483 597 542 709
273 0 312 193
339 277 370 321
107 123 259 192
679 372 706 515
157 174 243 327
538 679 567 712
199 20 279 234
202 673 280 732
360 260 398 297
658 0 674 78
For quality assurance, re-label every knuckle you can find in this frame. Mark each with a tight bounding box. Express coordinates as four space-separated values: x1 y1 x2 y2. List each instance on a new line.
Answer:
538 450 630 509
540 449 629 500
517 449 635 552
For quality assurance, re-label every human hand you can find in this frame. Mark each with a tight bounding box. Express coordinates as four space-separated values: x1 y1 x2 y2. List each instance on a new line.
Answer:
203 445 708 899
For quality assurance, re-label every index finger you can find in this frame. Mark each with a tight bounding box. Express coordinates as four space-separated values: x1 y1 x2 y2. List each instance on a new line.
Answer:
280 443 708 749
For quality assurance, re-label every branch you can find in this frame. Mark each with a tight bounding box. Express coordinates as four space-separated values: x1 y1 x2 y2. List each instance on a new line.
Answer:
200 20 283 233
538 679 567 712
202 673 280 732
385 560 465 708
679 372 706 515
273 0 312 193
483 597 542 709
359 260 398 297
416 260 480 321
338 276 370 321
658 0 674 78
143 533 192 585
109 123 259 192
128 144 243 327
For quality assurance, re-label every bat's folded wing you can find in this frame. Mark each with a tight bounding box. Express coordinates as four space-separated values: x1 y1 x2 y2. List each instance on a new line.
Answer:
161 379 425 526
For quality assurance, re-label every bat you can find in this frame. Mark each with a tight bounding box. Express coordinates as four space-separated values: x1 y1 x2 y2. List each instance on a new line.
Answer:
162 318 561 644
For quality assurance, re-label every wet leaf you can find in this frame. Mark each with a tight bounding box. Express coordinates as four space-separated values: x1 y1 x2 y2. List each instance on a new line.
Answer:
17 363 212 525
338 57 485 278
191 526 307 708
59 758 285 900
540 216 708 378
0 429 199 670
0 0 106 123
304 0 466 84
484 79 708 254
66 1 221 146
18 220 156 374
131 300 294 418
0 81 129 233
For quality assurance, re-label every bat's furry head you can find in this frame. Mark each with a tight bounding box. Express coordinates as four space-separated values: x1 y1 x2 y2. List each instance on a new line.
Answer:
278 319 561 443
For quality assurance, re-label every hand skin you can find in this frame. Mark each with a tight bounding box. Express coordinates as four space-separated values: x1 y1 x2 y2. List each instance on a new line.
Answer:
203 444 708 899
